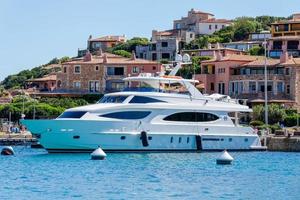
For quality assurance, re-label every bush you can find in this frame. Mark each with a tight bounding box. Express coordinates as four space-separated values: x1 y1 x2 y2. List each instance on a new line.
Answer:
250 120 264 127
258 124 281 134
284 114 300 127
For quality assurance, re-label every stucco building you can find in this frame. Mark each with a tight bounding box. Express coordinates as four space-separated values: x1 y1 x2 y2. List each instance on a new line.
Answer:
173 9 231 35
195 52 300 108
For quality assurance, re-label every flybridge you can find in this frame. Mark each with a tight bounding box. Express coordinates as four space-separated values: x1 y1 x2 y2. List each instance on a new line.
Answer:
123 54 203 98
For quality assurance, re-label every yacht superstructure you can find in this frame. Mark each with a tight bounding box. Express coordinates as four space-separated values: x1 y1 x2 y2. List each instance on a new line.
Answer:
22 56 263 153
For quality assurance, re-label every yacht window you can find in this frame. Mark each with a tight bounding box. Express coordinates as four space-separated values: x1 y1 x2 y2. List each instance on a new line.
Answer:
163 112 219 122
129 96 166 104
100 111 151 120
98 95 128 103
58 111 87 119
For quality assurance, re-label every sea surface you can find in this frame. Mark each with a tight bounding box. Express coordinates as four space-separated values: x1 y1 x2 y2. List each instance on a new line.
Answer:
0 147 299 200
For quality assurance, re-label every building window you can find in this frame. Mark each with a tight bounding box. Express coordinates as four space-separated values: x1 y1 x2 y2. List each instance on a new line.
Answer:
222 25 225 29
153 66 157 70
210 83 214 91
74 65 81 74
285 68 290 75
57 80 62 88
73 81 81 89
218 83 225 94
287 85 290 94
161 42 168 47
179 137 182 143
95 65 99 71
190 33 193 38
107 67 124 76
209 25 212 30
161 53 170 59
215 24 218 29
152 53 157 61
277 82 284 93
89 81 100 92
132 66 139 74
63 66 67 73
249 82 256 93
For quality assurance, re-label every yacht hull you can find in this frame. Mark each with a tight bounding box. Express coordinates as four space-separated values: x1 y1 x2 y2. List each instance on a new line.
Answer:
21 119 263 153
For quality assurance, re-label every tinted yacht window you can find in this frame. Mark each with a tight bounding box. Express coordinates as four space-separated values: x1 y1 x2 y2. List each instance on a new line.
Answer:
99 95 128 103
164 112 219 122
58 111 87 119
101 111 151 120
129 96 165 103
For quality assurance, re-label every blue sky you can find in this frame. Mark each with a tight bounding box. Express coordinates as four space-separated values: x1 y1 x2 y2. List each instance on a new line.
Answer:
0 0 298 81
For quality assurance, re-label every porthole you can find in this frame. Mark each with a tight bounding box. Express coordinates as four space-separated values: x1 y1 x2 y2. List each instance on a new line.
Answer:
170 137 173 143
179 137 182 143
244 138 248 142
229 138 232 142
221 138 224 141
187 137 190 143
73 135 80 139
148 136 152 140
120 136 126 140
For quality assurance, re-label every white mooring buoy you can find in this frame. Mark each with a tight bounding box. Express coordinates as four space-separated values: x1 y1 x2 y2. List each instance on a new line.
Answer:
91 147 107 160
216 150 233 165
1 146 15 156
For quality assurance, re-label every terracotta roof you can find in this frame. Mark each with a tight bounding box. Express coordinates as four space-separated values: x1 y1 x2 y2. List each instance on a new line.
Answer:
64 53 159 65
201 54 262 63
199 18 232 24
27 74 57 82
281 58 300 65
242 59 280 67
89 35 125 42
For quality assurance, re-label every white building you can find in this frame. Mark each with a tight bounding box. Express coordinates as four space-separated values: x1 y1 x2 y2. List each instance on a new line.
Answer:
195 19 232 35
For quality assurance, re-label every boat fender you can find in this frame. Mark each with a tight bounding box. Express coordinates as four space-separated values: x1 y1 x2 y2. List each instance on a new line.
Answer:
140 131 149 147
1 146 15 156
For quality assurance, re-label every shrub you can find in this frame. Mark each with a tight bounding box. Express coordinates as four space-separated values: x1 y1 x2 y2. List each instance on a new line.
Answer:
249 120 264 127
284 114 300 127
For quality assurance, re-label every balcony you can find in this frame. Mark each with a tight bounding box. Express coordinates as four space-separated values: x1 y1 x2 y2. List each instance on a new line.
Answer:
230 74 285 81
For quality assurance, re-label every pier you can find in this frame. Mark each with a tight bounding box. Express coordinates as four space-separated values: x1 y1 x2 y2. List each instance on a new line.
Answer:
0 132 37 146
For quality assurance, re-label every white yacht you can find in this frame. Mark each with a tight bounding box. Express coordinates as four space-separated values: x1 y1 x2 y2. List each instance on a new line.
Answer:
22 57 263 153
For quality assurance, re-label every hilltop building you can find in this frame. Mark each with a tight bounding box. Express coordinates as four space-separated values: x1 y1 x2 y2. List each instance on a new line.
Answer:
136 9 231 61
78 35 126 57
173 9 232 35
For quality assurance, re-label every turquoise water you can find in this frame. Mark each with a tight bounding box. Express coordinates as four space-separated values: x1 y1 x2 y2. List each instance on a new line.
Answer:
0 147 299 200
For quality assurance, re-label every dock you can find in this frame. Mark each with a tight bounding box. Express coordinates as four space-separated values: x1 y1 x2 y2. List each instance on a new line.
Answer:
0 132 38 146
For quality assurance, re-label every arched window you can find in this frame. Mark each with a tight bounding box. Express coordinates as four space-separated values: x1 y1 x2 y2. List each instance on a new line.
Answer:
163 112 219 122
100 111 151 120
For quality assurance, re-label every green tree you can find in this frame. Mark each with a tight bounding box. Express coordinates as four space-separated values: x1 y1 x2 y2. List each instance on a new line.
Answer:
249 46 265 56
233 18 259 41
252 104 286 125
112 50 132 58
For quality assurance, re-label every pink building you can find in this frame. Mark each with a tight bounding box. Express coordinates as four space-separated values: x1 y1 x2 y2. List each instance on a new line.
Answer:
194 52 300 109
195 53 260 94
